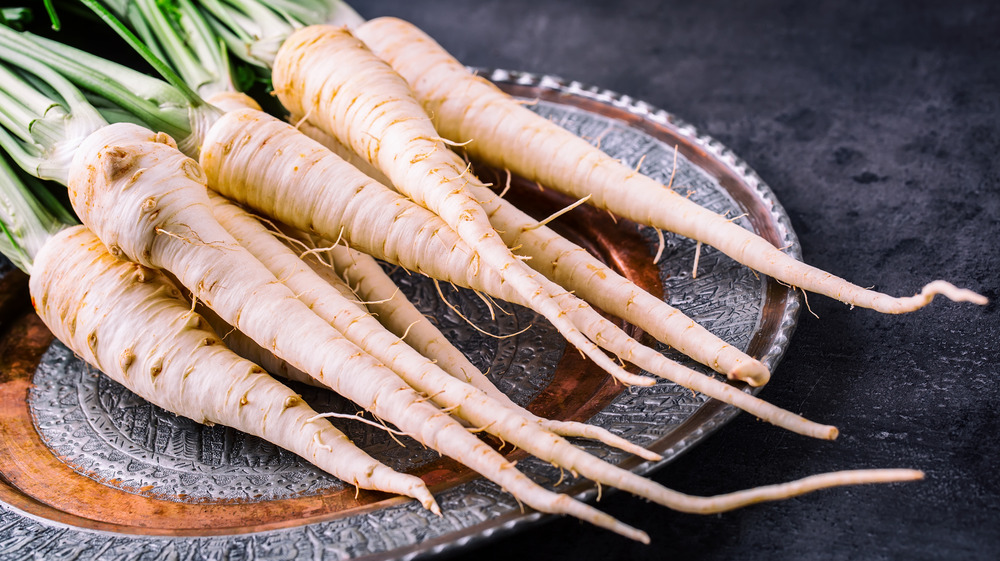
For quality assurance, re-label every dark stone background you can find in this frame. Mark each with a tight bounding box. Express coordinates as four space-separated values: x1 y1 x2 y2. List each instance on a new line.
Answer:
354 1 999 560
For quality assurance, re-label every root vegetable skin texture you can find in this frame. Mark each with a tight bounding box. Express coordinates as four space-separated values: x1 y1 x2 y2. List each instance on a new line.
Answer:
293 119 768 386
199 108 650 390
294 239 662 461
202 198 904 517
29 225 430 503
319 244 519 402
198 109 835 441
355 17 987 314
270 25 654 389
469 185 770 385
69 122 650 541
207 195 669 469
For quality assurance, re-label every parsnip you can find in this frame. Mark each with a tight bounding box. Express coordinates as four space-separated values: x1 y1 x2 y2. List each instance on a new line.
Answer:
29 225 433 506
199 108 835 440
355 16 987 314
293 118 769 385
0 34 651 536
0 149 433 508
205 199 918 520
315 243 663 455
271 25 656 388
66 122 647 540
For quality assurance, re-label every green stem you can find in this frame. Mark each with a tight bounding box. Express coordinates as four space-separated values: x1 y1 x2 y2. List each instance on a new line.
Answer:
76 0 203 106
187 0 364 69
0 26 192 141
27 33 189 107
0 47 108 183
126 0 235 97
43 0 63 30
0 127 44 179
0 7 33 29
0 154 72 274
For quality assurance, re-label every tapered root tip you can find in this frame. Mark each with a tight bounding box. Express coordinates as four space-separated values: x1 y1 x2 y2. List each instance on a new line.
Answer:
542 420 663 461
605 520 650 544
778 468 926 497
413 487 441 515
921 281 988 306
563 497 650 543
728 359 771 387
617 372 657 387
636 448 664 462
882 281 989 313
676 468 924 515
607 441 662 462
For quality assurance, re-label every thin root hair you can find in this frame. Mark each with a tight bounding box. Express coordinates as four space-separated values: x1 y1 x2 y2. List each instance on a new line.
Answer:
668 144 679 189
653 228 666 263
292 108 314 131
432 279 532 340
398 318 420 342
155 227 232 250
307 411 411 438
801 287 819 319
521 194 592 232
692 241 703 279
433 136 473 147
498 169 513 199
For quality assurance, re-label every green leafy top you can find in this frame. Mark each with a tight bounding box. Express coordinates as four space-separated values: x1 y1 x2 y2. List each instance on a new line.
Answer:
194 0 364 68
0 153 75 274
0 11 224 181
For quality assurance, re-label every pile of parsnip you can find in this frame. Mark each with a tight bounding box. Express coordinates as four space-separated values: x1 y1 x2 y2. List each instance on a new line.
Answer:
0 0 986 544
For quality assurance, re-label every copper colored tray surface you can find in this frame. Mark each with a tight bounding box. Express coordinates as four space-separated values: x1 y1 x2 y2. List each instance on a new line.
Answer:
0 71 800 560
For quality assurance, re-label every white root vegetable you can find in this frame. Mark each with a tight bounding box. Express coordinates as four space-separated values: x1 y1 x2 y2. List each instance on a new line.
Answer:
314 242 661 458
29 225 434 506
293 118 769 386
271 25 652 389
67 121 646 541
200 108 649 388
208 194 662 460
198 108 836 440
355 16 987 314
472 185 770 384
0 12 928 542
205 197 916 516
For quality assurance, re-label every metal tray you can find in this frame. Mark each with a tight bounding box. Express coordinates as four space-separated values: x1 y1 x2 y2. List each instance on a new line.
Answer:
0 70 801 560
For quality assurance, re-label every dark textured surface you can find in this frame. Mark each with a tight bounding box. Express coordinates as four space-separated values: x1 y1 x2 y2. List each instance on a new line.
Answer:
355 1 1000 560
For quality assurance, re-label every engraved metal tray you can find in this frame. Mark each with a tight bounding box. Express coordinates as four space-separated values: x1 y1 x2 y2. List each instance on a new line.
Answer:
0 70 801 560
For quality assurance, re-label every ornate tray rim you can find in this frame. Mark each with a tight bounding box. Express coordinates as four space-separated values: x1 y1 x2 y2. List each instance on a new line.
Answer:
0 69 802 561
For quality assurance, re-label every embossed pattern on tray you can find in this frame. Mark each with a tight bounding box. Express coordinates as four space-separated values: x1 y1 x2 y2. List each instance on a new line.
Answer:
0 70 801 561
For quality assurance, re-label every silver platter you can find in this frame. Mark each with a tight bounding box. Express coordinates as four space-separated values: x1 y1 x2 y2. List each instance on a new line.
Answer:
0 70 800 561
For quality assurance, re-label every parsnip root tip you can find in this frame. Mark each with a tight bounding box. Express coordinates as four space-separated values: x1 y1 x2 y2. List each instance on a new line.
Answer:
729 360 771 387
423 495 443 516
680 468 924 514
793 468 925 492
884 280 989 313
629 374 658 387
920 280 988 306
638 449 664 462
602 520 650 544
